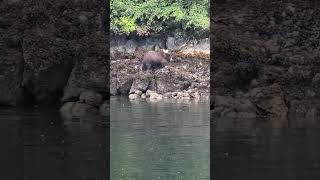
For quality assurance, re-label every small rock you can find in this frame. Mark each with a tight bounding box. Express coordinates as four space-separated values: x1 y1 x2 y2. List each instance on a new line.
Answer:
146 90 156 97
190 91 200 99
125 40 137 54
146 90 163 100
129 94 139 100
60 102 76 119
141 93 146 99
163 92 173 98
149 93 163 100
177 92 190 98
78 14 88 24
79 90 103 107
135 90 143 96
71 102 98 117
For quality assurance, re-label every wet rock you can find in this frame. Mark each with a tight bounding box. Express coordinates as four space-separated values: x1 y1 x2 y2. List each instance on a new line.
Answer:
153 69 192 94
134 90 143 96
59 102 76 119
163 92 174 98
79 90 103 107
176 92 190 99
22 33 75 105
62 34 109 102
60 101 99 118
212 95 257 119
190 91 201 99
129 94 139 100
71 102 98 117
250 84 288 127
117 76 133 94
146 90 162 100
129 74 150 94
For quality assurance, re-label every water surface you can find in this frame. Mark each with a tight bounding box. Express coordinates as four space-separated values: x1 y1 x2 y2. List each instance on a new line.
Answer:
0 106 108 180
110 97 210 180
213 123 320 180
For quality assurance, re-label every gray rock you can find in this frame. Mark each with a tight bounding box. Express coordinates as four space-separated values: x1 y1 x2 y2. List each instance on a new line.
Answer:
135 90 143 96
78 14 88 24
59 102 76 117
166 37 176 50
62 34 109 103
22 33 75 105
177 92 190 98
79 90 103 106
190 91 200 99
71 102 98 117
125 40 137 54
118 76 133 94
129 75 150 94
163 92 173 98
146 90 163 100
129 94 139 100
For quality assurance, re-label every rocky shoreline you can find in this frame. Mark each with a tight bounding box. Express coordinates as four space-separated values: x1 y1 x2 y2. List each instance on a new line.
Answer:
0 0 209 119
110 48 210 102
211 0 320 128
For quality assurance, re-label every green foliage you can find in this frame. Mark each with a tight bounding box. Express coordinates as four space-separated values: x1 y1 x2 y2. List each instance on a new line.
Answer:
110 0 209 35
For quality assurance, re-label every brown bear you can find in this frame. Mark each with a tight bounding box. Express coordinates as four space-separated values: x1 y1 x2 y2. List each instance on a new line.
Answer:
141 49 170 71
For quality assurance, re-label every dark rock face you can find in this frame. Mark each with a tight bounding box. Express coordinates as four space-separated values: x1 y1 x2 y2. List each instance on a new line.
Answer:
62 34 109 103
22 32 75 105
0 0 109 108
211 0 320 128
0 47 24 106
0 1 25 106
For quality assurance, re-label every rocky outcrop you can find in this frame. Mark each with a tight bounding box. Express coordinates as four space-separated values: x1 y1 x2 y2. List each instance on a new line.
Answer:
111 50 210 101
60 90 107 119
0 0 109 109
22 32 75 105
61 34 109 103
211 0 320 128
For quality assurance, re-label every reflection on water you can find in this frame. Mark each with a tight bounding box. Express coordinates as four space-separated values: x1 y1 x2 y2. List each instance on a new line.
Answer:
0 106 108 180
213 124 320 180
111 97 210 180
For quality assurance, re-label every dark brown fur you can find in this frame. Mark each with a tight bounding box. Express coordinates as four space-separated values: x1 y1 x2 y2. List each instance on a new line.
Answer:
141 50 169 71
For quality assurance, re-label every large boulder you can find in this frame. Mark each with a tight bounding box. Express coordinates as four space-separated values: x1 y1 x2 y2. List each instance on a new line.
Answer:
62 34 109 102
22 32 75 105
79 90 103 107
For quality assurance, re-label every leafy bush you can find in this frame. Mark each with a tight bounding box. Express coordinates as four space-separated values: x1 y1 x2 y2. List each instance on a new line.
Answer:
110 0 209 35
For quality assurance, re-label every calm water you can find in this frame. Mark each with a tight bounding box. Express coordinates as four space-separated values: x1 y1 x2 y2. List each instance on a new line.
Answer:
0 106 108 180
213 125 320 180
110 97 210 180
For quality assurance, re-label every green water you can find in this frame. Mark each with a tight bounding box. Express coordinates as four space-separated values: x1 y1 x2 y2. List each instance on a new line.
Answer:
110 97 210 180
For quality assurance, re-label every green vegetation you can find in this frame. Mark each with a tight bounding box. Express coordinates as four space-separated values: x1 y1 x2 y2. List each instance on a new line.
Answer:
110 0 209 35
